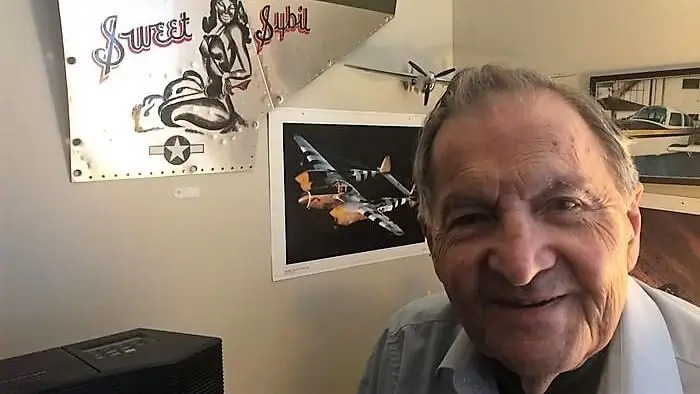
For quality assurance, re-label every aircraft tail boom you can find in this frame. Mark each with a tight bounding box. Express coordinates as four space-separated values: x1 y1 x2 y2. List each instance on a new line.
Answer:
382 173 412 197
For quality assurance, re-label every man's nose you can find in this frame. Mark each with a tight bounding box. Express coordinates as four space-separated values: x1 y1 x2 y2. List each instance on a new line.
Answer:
487 212 555 286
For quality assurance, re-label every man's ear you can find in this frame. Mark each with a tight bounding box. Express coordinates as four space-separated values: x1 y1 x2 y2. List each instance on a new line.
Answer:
626 183 644 272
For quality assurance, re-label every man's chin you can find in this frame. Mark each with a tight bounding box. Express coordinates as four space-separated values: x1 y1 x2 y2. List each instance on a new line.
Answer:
486 342 577 378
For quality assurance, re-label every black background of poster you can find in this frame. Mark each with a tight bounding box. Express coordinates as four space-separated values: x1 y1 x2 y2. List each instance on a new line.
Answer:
282 122 424 265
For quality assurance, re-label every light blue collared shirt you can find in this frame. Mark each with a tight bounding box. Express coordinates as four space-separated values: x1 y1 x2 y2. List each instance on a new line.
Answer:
438 329 498 393
357 278 698 394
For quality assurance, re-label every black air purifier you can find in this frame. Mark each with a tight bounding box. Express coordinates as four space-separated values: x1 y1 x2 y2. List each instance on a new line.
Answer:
0 328 224 394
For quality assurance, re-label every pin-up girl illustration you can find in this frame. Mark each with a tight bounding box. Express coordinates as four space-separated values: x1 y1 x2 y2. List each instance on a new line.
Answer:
200 0 253 99
133 0 254 134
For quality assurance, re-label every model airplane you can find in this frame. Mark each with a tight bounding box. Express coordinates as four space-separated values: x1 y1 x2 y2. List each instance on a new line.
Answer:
345 60 577 106
345 60 455 106
292 134 416 236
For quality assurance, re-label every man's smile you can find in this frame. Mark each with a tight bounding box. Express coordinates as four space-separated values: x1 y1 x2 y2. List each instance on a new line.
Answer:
492 294 568 309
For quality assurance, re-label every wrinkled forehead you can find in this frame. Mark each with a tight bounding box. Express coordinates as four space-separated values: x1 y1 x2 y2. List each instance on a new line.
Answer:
429 90 610 202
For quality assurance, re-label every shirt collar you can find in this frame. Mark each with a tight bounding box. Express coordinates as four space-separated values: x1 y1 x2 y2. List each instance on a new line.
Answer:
437 327 469 373
436 327 498 392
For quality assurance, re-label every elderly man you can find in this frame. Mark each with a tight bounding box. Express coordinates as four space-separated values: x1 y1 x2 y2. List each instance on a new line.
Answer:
357 65 700 394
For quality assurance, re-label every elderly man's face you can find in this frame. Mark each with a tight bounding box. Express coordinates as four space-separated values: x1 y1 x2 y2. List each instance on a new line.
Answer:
423 89 643 378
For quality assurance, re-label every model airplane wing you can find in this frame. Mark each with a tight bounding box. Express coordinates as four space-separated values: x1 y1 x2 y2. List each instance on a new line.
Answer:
344 63 416 79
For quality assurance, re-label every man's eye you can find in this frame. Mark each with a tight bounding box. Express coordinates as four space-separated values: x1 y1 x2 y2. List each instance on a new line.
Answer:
547 197 582 212
451 212 493 227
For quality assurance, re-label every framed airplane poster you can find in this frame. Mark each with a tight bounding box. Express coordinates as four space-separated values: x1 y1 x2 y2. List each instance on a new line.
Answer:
268 108 429 281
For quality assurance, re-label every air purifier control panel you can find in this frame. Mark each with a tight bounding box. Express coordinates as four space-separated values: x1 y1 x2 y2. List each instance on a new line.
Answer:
82 335 157 360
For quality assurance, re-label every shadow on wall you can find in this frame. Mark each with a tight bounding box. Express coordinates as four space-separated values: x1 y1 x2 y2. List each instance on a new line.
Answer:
29 0 71 176
290 258 436 393
633 207 700 306
290 275 385 392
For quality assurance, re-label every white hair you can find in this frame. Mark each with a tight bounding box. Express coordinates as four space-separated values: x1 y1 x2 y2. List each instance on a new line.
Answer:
413 64 640 220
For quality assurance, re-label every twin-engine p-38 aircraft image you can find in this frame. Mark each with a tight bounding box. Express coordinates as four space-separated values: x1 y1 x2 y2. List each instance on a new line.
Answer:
292 135 416 236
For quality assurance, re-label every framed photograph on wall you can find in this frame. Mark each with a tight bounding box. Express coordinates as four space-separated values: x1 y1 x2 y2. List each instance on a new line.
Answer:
636 193 700 306
268 107 429 281
589 65 700 185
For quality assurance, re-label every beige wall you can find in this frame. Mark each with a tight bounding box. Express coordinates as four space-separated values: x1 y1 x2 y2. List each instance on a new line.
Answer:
454 0 700 80
0 1 449 393
453 0 700 199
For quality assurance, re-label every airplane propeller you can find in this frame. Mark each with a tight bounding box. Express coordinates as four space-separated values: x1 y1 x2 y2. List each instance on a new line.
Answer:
408 60 426 76
304 190 312 209
407 60 456 106
409 60 456 79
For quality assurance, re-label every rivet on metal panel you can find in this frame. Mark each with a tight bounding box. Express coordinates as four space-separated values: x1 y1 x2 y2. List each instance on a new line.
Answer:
252 121 260 129
73 169 82 177
274 95 284 104
66 56 76 65
231 135 237 141
71 138 82 146
220 139 227 145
